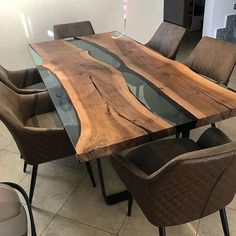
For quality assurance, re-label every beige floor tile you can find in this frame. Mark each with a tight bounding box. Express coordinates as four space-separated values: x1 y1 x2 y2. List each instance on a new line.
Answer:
4 140 20 154
99 158 126 194
0 122 14 148
227 195 236 210
42 215 114 236
190 126 209 141
58 159 127 234
23 206 55 236
51 155 81 169
0 121 12 137
119 202 196 236
0 150 26 183
0 133 14 150
219 117 236 141
20 162 87 214
32 207 55 235
191 208 236 236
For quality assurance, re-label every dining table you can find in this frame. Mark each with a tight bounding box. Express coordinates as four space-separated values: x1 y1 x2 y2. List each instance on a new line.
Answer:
28 31 236 205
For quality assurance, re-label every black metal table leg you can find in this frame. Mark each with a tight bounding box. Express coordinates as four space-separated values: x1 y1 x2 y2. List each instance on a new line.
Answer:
96 159 131 205
181 130 190 138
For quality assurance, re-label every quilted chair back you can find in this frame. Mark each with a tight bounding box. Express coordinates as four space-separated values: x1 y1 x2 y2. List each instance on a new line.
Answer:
111 142 236 226
53 21 95 39
185 37 236 86
146 22 186 60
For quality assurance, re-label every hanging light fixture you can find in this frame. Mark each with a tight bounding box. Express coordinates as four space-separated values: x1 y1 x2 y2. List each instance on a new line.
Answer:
113 0 128 38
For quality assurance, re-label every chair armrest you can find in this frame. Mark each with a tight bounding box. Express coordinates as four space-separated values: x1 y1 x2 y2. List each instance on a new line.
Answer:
21 91 55 121
197 127 231 149
8 68 43 88
30 91 55 115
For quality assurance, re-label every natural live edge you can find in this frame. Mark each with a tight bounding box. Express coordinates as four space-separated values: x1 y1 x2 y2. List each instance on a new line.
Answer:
79 32 236 126
30 39 175 161
27 45 81 145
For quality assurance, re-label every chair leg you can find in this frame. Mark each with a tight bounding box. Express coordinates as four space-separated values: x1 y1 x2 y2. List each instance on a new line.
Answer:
158 226 166 236
220 208 230 236
176 132 182 138
29 165 38 205
23 161 27 173
85 162 96 187
127 195 133 217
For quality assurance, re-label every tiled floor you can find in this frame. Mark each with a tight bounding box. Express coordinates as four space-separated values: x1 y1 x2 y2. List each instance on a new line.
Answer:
1 33 236 236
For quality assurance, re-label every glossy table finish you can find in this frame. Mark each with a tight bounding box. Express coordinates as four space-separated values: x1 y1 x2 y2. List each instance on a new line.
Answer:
29 32 236 162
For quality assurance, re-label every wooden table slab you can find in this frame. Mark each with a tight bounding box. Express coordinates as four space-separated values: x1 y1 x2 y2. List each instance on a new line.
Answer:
30 32 236 161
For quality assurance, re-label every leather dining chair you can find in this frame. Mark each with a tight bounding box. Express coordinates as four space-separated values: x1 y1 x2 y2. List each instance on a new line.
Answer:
0 65 46 94
185 36 236 86
0 182 36 236
111 127 235 236
146 22 186 60
53 21 95 39
0 83 96 204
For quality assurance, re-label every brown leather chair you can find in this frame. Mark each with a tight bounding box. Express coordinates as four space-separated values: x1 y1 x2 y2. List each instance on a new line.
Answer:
185 36 236 86
0 65 46 94
146 22 186 60
53 21 95 40
111 127 235 236
0 182 36 236
0 83 95 204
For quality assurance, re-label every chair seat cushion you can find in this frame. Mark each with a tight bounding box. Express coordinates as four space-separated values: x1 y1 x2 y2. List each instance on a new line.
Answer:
0 184 21 222
25 82 46 90
26 111 63 128
0 184 27 236
119 139 200 175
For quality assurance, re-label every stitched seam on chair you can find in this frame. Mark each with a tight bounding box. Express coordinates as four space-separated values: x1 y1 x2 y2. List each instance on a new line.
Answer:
22 70 29 88
32 93 39 117
199 154 234 218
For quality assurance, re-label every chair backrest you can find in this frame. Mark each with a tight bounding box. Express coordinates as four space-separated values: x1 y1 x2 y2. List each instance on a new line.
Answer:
53 21 95 39
111 142 236 227
185 36 236 86
0 65 19 92
146 22 186 60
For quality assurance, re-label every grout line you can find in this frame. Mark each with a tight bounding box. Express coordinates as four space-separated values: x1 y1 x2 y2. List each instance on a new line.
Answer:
39 173 88 235
2 148 19 155
46 160 86 171
226 206 236 211
50 215 117 235
116 214 127 236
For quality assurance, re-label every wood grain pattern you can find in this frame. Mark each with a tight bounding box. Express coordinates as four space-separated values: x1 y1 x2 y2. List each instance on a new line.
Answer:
31 40 174 161
31 32 236 161
80 32 236 127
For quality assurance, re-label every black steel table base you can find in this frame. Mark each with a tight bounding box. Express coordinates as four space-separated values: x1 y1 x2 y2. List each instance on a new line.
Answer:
96 158 131 205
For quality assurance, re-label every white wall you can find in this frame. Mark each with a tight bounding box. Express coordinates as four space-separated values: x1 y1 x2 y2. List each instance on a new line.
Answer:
203 0 236 37
0 0 163 70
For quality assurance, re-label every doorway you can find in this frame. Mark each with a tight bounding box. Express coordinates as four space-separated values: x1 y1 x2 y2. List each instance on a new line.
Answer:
164 0 206 62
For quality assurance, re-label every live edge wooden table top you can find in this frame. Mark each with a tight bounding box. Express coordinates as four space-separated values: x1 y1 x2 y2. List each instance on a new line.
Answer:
29 32 236 162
